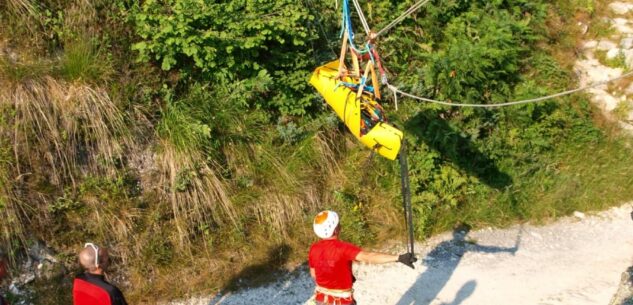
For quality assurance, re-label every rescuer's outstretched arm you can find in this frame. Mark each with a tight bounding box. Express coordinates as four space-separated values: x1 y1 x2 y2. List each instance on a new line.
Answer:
355 251 417 268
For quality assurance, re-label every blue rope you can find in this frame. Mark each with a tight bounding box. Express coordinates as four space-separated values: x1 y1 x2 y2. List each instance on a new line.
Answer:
341 0 370 54
367 43 376 64
335 81 375 94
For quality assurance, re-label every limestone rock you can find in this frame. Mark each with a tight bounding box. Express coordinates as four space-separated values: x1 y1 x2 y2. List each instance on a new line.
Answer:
609 2 633 15
613 18 633 34
608 48 622 59
578 22 589 35
575 57 622 85
623 49 633 68
593 90 621 111
584 40 598 49
619 121 633 133
27 241 58 264
598 40 619 51
621 37 633 49
36 261 64 280
5 241 64 292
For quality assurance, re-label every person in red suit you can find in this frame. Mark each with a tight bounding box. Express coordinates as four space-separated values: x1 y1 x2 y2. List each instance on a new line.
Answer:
73 243 128 305
0 254 8 305
308 210 416 305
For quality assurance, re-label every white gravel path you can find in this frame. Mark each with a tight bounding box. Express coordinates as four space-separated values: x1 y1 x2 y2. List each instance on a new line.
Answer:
167 203 633 305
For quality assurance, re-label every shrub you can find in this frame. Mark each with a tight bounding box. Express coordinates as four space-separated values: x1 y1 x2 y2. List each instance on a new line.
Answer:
130 0 334 115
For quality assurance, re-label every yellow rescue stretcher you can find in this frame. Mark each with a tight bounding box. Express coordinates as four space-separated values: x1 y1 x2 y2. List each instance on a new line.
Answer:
309 60 403 160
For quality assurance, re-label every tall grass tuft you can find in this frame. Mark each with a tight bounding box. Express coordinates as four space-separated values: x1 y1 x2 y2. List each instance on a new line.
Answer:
251 187 322 239
56 1 113 83
57 39 113 83
4 0 38 19
156 141 236 248
0 88 25 261
0 0 45 51
0 170 27 260
311 130 343 178
0 57 52 83
6 77 131 186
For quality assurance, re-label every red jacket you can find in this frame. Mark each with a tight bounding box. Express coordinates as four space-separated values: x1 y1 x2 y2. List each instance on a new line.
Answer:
73 273 127 305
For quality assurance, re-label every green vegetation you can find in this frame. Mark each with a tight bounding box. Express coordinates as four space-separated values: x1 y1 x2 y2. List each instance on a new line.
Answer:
595 49 629 69
614 100 632 121
0 0 632 304
587 18 616 39
131 0 326 115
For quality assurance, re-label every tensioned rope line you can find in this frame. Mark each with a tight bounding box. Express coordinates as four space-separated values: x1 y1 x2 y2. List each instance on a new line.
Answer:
351 0 371 35
386 70 633 108
374 0 432 38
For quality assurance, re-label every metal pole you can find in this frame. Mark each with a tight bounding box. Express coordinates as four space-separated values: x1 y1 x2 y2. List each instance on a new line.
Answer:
398 141 415 255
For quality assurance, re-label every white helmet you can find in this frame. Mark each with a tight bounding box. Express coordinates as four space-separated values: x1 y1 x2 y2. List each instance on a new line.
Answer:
313 210 339 239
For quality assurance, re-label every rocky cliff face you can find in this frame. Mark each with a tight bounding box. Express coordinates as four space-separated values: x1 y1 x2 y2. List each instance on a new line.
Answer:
575 1 633 133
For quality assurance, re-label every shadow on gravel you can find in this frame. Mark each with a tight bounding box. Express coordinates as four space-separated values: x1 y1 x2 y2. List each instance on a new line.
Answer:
223 244 292 292
207 264 313 305
207 243 314 305
395 225 519 305
442 280 476 305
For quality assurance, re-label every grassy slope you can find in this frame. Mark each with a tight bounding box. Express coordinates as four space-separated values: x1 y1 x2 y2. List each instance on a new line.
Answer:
0 0 632 304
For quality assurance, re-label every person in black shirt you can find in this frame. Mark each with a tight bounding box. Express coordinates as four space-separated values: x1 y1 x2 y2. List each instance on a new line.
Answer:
72 243 128 305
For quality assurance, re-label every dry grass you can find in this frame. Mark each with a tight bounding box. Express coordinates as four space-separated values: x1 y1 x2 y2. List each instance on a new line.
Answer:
57 1 113 83
1 0 111 84
1 0 44 50
252 188 319 239
5 77 131 187
81 192 141 265
312 130 342 177
0 0 127 265
0 172 27 260
0 76 136 265
230 131 342 230
613 100 632 121
4 0 39 20
220 137 332 239
155 141 236 248
63 0 97 32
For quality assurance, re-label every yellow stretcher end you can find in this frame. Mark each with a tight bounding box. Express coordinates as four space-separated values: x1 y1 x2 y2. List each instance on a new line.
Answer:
309 61 403 160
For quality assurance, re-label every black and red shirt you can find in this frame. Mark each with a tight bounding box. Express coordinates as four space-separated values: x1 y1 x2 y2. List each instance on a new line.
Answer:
73 273 128 305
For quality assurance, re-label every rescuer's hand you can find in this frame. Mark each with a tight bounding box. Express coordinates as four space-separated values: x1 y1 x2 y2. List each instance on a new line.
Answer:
397 253 417 269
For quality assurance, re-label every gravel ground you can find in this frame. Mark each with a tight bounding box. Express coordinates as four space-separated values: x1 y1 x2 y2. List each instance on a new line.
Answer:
165 203 633 305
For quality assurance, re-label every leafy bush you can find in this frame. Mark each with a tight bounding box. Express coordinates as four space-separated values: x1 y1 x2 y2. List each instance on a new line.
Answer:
131 0 333 115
